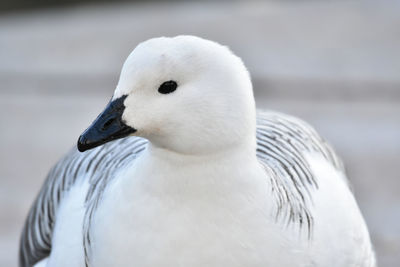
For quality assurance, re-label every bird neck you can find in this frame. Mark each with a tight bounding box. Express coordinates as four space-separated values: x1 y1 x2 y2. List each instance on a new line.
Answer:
146 137 257 167
123 140 268 203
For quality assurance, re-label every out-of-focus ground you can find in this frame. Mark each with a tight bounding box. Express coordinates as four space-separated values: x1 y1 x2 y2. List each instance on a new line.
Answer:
0 0 399 266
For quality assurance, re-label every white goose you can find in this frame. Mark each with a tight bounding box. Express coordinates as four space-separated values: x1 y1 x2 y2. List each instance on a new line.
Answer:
20 36 375 267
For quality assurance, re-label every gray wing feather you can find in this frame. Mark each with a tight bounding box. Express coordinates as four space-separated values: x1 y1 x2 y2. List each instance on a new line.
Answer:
19 149 82 266
19 111 343 266
256 110 344 234
19 137 147 267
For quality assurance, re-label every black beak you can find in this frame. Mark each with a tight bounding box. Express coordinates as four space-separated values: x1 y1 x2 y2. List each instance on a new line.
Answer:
77 95 136 152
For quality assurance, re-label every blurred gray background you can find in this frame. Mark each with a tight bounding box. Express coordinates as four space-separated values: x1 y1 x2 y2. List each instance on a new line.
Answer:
0 0 399 266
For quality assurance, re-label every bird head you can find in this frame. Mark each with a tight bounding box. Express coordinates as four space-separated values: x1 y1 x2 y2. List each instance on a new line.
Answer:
78 36 255 155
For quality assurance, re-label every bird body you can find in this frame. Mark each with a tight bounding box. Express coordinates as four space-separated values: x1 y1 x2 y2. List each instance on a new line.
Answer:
49 142 373 267
20 36 375 267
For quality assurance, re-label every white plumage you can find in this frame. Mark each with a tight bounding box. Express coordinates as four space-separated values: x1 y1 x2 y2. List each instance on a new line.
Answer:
20 36 375 267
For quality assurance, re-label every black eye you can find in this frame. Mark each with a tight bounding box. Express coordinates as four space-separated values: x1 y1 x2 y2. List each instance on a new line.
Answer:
158 80 177 94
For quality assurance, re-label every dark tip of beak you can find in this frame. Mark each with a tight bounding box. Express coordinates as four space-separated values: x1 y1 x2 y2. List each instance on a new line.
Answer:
77 134 100 153
77 95 136 152
77 135 90 152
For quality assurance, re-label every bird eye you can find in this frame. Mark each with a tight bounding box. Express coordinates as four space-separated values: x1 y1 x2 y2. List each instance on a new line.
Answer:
158 80 177 94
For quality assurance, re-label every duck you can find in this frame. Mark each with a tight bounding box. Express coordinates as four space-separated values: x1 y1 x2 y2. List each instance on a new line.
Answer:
20 35 376 267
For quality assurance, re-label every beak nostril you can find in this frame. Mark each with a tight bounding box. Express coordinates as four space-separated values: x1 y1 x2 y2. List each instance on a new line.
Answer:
102 118 115 130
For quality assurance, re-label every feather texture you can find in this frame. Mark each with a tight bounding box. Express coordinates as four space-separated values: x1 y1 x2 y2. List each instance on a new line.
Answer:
19 111 343 267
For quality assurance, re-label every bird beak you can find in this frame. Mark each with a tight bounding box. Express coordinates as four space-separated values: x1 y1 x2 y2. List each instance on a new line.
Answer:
77 95 136 152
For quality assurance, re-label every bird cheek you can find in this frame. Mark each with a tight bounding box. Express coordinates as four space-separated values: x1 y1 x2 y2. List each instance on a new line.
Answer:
121 109 136 130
